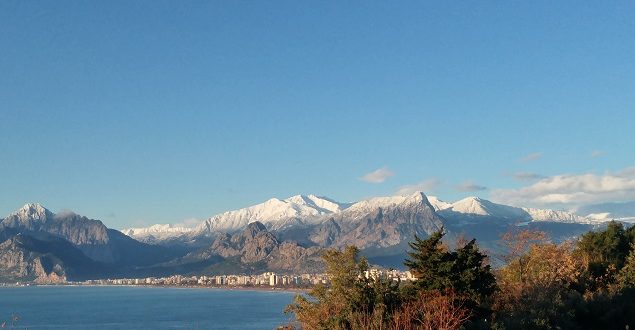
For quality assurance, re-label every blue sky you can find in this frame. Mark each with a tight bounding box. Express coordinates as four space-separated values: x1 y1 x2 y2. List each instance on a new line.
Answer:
1 1 634 228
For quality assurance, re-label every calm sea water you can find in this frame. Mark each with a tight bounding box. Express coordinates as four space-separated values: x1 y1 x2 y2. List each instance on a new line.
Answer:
0 286 296 329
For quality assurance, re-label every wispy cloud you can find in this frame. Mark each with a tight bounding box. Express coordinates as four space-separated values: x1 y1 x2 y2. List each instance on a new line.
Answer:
591 150 605 158
521 152 543 162
491 165 635 208
512 172 545 182
396 179 440 195
55 209 77 218
360 167 395 184
457 181 487 192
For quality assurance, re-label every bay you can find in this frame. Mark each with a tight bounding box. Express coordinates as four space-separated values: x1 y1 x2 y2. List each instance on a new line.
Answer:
0 286 296 329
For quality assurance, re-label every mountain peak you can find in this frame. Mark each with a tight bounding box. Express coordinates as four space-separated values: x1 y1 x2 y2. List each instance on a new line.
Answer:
285 194 347 213
406 190 427 199
9 203 52 220
446 196 528 219
427 196 452 211
399 191 430 206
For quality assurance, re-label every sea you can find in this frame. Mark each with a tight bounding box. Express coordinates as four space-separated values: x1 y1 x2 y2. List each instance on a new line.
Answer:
0 286 297 329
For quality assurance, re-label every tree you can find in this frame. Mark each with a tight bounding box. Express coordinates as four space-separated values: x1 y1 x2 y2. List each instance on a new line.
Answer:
576 221 631 281
618 243 635 288
404 229 497 304
494 242 586 329
390 290 471 330
404 230 451 292
403 229 497 329
452 239 497 305
500 229 549 288
285 246 400 330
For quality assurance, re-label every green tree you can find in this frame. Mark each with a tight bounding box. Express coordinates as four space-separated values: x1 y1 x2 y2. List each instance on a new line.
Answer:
404 229 497 304
403 229 497 330
403 230 451 292
285 246 400 330
576 221 631 281
618 243 635 288
452 239 497 304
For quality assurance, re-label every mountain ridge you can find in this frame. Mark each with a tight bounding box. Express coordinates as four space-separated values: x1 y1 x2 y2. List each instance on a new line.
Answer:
123 192 592 241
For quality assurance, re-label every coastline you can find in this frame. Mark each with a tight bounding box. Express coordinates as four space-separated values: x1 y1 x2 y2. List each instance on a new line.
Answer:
1 283 309 294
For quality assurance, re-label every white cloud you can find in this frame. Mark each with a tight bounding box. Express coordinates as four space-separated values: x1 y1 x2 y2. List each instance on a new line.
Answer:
591 150 605 158
512 172 545 182
491 165 635 208
360 167 395 184
521 152 543 162
396 179 440 195
457 181 487 192
54 209 77 218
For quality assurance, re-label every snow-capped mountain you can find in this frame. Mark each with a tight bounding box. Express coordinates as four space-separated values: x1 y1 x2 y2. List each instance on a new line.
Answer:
521 207 584 223
1 203 177 266
121 224 194 239
426 196 453 211
343 195 414 214
5 203 54 223
440 196 528 219
576 201 635 223
428 196 583 223
121 192 604 243
196 194 350 234
301 191 444 250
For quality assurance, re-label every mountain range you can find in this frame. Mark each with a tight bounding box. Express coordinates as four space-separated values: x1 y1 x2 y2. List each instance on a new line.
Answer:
122 192 603 246
2 192 632 282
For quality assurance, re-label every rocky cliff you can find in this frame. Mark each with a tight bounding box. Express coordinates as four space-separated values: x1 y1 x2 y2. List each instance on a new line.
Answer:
173 222 323 274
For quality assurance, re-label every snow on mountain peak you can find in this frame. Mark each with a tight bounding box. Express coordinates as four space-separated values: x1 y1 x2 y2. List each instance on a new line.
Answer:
426 196 453 211
521 207 583 223
440 196 584 223
448 197 492 216
121 224 194 238
345 195 408 214
199 194 346 233
344 191 434 214
283 194 347 213
8 203 51 221
123 192 613 242
442 196 526 219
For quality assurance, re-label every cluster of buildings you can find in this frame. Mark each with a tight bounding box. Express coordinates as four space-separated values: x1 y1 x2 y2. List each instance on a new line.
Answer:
80 272 327 288
77 269 415 288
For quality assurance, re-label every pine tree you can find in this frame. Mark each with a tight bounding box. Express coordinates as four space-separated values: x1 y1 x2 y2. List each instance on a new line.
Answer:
404 229 497 303
403 230 452 291
452 239 497 304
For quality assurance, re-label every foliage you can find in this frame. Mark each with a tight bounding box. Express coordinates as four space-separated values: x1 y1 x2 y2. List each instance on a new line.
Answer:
618 243 635 288
284 224 635 330
572 287 635 329
576 221 632 281
404 229 497 306
493 242 585 329
390 289 471 330
285 246 400 330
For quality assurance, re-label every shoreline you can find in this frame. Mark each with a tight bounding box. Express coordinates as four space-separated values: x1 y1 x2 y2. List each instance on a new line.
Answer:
0 283 309 294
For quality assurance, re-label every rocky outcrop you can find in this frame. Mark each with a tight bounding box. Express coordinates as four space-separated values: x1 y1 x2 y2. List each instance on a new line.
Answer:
305 192 444 250
0 234 69 283
180 222 323 274
2 204 109 245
